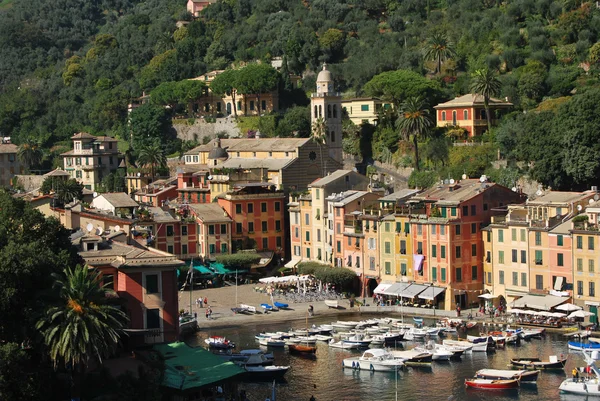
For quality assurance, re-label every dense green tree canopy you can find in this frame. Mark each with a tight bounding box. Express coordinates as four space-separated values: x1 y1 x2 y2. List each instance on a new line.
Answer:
363 70 443 106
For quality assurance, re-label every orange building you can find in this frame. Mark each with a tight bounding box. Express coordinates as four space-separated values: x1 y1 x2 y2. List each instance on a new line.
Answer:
176 168 211 204
434 94 512 137
408 179 525 310
217 183 286 258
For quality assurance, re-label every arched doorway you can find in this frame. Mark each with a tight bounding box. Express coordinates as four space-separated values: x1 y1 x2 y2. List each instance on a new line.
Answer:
226 102 231 115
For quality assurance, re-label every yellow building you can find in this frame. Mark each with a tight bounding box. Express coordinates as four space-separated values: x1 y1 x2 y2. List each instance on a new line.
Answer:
190 70 279 117
572 207 600 317
341 98 391 125
184 137 342 191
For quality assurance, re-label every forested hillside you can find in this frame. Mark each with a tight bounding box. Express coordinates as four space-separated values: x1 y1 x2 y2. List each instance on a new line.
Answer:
1 0 600 189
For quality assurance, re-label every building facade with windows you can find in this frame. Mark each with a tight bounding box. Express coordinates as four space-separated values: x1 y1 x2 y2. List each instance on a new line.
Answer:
341 97 391 125
189 203 232 261
217 183 286 257
484 190 597 305
75 235 183 345
434 94 512 137
0 141 24 187
571 207 600 309
407 179 525 310
61 133 124 191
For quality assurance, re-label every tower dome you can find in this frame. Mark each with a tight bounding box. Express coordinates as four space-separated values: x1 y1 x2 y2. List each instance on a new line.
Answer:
208 138 228 161
316 63 333 83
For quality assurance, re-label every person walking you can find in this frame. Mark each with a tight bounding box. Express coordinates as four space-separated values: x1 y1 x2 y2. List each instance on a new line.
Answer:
204 296 208 306
208 306 213 319
205 307 210 319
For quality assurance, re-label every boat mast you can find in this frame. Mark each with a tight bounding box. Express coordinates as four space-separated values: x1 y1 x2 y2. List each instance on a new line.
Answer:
189 259 193 315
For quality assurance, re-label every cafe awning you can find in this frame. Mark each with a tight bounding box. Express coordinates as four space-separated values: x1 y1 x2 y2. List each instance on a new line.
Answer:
418 286 446 300
284 258 301 268
373 282 393 294
382 282 411 296
510 294 568 311
398 283 429 298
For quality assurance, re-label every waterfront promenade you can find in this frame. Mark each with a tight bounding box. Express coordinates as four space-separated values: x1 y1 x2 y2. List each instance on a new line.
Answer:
180 283 579 334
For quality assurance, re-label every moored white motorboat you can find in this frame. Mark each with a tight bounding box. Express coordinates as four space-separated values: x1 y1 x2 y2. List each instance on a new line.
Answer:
442 339 475 353
244 365 290 379
414 343 453 361
477 369 539 383
342 349 405 372
390 350 433 365
258 337 286 347
329 339 360 349
315 334 333 342
295 336 318 345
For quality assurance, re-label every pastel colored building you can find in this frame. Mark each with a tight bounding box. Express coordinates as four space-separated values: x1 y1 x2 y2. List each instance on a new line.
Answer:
407 179 525 310
434 94 512 137
132 177 178 207
378 190 422 283
176 167 211 204
573 207 600 321
189 203 232 260
184 137 342 191
134 206 198 261
190 70 279 117
186 0 216 17
341 97 391 125
75 234 183 345
61 133 124 191
217 183 286 257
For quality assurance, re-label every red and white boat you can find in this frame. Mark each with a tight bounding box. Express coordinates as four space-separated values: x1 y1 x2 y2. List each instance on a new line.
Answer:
465 378 519 389
205 336 236 350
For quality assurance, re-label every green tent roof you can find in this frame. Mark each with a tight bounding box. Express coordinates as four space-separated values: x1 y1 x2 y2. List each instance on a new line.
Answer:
211 263 247 274
192 264 214 276
154 342 244 391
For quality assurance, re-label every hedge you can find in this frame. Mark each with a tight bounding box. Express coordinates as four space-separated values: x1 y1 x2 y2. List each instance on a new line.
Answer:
297 262 356 286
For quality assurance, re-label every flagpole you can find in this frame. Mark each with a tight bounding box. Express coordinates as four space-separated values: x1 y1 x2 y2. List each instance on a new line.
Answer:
189 259 193 316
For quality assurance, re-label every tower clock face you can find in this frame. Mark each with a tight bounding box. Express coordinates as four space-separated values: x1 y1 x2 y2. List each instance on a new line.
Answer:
309 151 317 161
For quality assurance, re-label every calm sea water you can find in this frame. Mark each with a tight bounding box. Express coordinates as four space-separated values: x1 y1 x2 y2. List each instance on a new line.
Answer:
189 314 589 401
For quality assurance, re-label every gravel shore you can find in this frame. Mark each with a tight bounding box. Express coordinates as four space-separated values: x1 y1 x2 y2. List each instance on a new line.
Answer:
180 283 358 331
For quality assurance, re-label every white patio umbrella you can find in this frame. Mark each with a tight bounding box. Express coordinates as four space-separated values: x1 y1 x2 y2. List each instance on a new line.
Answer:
556 303 583 312
568 310 595 319
507 308 523 314
519 310 535 315
551 312 567 318
478 293 498 300
534 311 552 317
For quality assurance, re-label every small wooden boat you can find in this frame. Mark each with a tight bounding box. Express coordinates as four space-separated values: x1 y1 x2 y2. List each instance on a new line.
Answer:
274 301 289 309
325 300 340 309
476 369 539 383
510 356 567 369
288 344 317 354
465 378 519 389
568 341 600 350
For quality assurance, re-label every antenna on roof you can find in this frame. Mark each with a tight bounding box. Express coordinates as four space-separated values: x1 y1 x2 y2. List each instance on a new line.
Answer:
114 225 121 232
93 192 98 198
479 175 487 183
96 227 103 235
536 189 543 196
577 205 583 211
86 223 94 232
512 187 517 192
462 174 467 180
449 179 455 184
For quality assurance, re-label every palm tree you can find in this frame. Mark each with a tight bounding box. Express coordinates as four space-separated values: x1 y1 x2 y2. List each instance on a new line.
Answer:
17 139 44 171
137 140 167 179
56 178 83 205
36 265 128 400
470 68 501 134
311 117 328 176
423 33 456 75
396 97 433 171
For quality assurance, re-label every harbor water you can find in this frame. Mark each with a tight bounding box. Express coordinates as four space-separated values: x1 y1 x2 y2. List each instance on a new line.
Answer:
189 313 589 401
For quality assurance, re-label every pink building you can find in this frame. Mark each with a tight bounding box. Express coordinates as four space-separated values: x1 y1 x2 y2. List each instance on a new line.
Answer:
187 0 216 17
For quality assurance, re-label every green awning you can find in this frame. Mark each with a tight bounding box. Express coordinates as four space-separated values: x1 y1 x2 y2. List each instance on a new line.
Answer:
154 342 244 391
210 263 247 274
192 264 214 275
